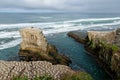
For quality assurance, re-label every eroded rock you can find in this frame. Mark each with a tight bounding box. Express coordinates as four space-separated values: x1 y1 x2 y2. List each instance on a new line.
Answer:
19 27 71 65
68 29 120 80
88 30 116 44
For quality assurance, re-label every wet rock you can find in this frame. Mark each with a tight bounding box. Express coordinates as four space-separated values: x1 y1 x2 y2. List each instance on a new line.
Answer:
19 27 71 65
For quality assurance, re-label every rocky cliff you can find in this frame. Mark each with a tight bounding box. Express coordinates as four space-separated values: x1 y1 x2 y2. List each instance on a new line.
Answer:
87 30 120 79
19 27 71 65
68 29 120 80
88 31 116 44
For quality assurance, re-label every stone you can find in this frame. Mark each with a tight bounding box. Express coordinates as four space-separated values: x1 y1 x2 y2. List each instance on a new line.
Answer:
88 30 116 44
0 60 75 80
68 29 120 80
67 31 87 44
114 28 120 47
19 27 71 65
20 27 48 53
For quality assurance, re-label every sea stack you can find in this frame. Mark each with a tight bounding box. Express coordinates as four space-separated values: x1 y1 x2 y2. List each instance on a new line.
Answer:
19 27 71 65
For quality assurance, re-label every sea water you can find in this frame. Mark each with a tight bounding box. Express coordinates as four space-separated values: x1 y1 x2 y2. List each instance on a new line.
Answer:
0 12 120 80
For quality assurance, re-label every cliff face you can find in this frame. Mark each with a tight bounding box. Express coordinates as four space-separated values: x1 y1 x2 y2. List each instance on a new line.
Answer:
19 27 71 65
87 30 120 80
67 29 120 80
20 27 48 53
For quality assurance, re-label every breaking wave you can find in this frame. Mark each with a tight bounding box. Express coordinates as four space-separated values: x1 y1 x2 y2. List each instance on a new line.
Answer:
0 17 120 50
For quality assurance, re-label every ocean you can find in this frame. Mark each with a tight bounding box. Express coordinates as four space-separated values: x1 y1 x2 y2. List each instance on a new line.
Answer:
0 12 120 80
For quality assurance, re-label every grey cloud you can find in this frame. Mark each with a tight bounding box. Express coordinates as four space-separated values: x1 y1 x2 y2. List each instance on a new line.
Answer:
0 0 120 13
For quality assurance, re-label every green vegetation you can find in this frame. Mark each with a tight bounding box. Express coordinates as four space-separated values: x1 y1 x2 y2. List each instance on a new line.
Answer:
12 72 94 80
12 75 54 80
88 40 119 52
61 72 93 80
87 40 96 49
111 45 119 52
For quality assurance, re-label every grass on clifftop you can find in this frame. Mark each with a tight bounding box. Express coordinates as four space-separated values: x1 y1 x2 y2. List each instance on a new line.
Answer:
12 72 93 80
12 75 54 80
61 72 93 80
87 40 119 52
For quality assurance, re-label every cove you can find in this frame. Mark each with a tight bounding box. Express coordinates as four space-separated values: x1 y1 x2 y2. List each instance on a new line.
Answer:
46 32 112 80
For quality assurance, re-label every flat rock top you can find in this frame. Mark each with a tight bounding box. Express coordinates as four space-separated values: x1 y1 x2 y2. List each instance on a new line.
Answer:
0 60 74 80
20 27 48 51
88 30 116 44
68 30 87 39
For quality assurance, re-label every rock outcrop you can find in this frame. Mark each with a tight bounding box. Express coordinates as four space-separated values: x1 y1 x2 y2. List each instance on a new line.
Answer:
87 30 120 79
19 27 71 65
68 29 120 80
0 60 75 80
88 30 116 44
67 31 87 44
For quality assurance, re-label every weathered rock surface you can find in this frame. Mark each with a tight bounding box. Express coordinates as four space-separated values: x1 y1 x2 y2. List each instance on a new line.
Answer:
67 29 120 80
0 60 75 80
19 27 71 65
67 31 87 44
88 30 116 44
114 28 120 47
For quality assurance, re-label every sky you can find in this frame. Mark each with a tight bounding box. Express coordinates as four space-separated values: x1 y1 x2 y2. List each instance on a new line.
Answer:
0 0 119 13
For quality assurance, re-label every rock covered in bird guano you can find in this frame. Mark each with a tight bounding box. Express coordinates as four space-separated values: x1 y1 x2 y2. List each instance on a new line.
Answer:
19 27 71 65
0 60 75 80
87 30 116 44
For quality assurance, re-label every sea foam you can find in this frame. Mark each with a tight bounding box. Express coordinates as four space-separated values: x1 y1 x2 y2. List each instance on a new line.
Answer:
0 17 120 50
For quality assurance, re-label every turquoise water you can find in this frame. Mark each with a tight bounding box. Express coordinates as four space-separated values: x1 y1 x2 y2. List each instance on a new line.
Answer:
0 13 120 80
46 33 111 80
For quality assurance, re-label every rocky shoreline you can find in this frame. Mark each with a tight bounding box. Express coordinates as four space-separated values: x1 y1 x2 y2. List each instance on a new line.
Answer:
0 27 94 80
68 29 120 80
19 28 71 66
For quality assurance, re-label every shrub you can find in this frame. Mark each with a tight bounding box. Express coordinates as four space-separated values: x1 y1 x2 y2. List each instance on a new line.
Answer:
111 45 119 52
12 75 54 80
61 72 94 80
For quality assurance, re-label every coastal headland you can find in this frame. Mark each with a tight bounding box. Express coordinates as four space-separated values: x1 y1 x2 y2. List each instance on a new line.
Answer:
0 27 93 80
68 29 120 80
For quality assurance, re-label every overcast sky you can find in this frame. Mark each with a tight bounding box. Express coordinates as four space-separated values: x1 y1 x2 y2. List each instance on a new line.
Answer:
0 0 119 13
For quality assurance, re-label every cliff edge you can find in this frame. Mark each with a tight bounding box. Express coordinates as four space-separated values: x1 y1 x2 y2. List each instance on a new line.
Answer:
19 27 71 65
68 29 120 80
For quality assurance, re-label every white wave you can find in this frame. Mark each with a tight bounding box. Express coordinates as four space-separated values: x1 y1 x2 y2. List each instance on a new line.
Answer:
0 17 120 30
0 39 21 50
39 16 52 19
0 17 120 50
0 19 120 39
0 31 20 39
65 17 120 23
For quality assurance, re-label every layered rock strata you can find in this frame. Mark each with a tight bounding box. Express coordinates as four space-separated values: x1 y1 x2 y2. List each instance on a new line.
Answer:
68 29 120 80
19 27 71 65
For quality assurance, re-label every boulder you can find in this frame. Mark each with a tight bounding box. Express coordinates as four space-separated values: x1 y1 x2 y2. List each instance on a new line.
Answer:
19 27 71 65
